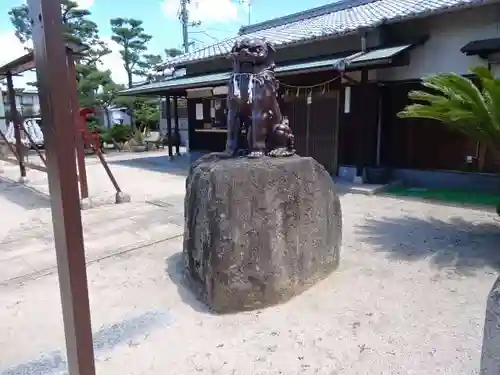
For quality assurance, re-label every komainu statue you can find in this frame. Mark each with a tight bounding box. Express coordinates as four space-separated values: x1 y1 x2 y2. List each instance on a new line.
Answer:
225 37 295 158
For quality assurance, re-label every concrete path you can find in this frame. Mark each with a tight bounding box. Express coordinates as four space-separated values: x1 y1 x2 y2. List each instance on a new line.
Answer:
0 152 499 374
0 150 187 284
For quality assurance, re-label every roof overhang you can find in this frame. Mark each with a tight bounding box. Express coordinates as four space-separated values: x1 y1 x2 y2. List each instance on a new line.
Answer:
345 42 420 70
0 41 88 80
120 53 356 96
120 41 425 97
460 38 500 58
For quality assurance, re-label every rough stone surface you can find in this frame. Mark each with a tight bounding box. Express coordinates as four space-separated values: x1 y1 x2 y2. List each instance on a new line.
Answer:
480 276 500 375
183 153 342 313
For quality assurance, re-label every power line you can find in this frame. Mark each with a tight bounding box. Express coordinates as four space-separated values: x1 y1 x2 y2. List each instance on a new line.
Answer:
179 0 252 54
180 0 190 52
237 0 252 25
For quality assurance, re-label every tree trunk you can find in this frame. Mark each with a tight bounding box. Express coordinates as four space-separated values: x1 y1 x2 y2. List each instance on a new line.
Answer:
104 107 112 129
126 70 136 131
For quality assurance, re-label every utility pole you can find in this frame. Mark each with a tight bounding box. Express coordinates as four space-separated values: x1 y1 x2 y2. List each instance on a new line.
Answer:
180 0 189 53
247 0 251 25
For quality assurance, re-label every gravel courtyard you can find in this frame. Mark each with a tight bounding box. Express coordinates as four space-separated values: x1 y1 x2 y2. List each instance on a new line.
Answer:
0 151 499 374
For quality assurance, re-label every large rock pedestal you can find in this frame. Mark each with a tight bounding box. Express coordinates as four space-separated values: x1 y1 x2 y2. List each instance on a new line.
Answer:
183 154 342 313
480 276 500 375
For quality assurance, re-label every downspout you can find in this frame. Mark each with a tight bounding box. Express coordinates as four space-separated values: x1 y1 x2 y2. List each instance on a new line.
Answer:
376 88 382 166
361 33 367 53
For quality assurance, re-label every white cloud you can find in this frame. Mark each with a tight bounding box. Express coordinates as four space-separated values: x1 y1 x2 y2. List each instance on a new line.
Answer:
161 0 244 23
0 32 128 89
0 0 95 88
74 0 95 9
0 32 35 89
99 38 128 85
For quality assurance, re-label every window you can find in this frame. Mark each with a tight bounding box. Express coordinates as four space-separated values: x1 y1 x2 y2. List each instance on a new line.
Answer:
21 94 34 105
212 98 227 128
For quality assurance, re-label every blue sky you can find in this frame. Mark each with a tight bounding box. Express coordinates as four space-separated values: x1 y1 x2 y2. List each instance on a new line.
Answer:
0 0 336 85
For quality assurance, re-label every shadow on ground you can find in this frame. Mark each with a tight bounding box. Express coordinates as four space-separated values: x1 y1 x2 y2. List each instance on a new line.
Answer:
165 252 213 314
0 311 171 375
108 153 196 176
358 215 500 275
0 176 50 210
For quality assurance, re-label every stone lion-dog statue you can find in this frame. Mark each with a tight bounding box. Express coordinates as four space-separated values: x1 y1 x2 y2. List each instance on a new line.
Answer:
225 37 295 158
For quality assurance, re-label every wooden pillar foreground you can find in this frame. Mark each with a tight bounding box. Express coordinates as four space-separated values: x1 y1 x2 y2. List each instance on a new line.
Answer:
6 71 27 180
27 0 96 374
173 96 181 156
166 96 173 159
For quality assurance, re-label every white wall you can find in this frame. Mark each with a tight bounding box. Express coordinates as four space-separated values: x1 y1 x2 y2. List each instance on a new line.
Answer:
102 108 132 128
379 4 500 81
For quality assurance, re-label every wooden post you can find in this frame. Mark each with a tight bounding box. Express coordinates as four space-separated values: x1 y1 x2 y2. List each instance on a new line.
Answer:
67 53 89 200
173 96 181 156
166 96 173 159
27 0 96 374
6 71 27 181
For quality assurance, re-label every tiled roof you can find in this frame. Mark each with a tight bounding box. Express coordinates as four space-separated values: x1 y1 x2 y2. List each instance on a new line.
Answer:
159 0 491 68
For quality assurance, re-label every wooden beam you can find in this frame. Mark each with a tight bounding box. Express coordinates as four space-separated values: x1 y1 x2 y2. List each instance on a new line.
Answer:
0 155 47 172
173 96 181 156
27 1 96 374
166 96 173 159
6 71 27 180
67 53 89 200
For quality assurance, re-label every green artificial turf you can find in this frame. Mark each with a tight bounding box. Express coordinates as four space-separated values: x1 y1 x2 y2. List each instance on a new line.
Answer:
385 186 500 207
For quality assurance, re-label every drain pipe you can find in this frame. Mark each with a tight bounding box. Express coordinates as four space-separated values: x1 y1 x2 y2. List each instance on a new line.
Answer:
361 32 367 52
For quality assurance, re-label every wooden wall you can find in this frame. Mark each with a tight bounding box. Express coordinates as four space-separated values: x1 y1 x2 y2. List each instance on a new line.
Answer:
338 83 379 168
380 82 500 173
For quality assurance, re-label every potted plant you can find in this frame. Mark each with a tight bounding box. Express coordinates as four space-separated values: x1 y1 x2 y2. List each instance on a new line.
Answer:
129 130 147 152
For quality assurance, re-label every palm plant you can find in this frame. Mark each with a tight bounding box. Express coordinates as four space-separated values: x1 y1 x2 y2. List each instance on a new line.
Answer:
398 66 500 148
398 66 500 214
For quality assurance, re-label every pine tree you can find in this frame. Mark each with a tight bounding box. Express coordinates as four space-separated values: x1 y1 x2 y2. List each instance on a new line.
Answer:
8 0 111 106
110 18 153 88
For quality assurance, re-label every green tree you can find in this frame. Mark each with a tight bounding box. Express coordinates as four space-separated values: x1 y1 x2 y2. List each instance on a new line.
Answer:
398 66 500 214
96 82 126 128
9 1 111 101
110 18 152 88
9 1 110 64
398 66 500 151
138 54 163 82
137 48 184 82
77 67 109 107
165 48 183 59
134 100 160 130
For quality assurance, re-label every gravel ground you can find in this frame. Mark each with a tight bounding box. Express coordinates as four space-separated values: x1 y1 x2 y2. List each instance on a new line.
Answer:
1 191 499 375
